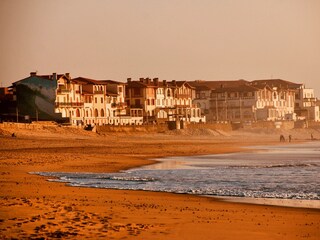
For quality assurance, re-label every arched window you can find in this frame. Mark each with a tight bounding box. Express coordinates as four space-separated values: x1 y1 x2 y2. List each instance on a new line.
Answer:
101 109 104 117
94 109 99 117
76 109 80 117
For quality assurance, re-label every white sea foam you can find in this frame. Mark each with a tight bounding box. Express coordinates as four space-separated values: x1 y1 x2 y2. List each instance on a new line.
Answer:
30 142 320 205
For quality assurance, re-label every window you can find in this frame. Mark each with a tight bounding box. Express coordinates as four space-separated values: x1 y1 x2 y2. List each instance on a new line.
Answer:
101 97 103 103
273 92 277 99
134 88 141 96
95 97 97 103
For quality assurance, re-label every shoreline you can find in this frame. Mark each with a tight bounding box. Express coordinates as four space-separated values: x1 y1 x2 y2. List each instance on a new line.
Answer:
1 127 320 239
32 141 320 210
213 196 320 209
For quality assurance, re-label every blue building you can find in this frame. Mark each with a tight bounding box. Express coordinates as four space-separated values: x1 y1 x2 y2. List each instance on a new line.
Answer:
12 72 68 121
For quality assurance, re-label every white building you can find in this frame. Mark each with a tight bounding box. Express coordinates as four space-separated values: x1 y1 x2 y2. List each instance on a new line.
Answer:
294 85 319 121
55 76 143 126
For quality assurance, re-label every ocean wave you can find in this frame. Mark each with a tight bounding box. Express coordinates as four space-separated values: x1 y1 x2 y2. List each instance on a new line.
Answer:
108 176 156 182
225 163 320 169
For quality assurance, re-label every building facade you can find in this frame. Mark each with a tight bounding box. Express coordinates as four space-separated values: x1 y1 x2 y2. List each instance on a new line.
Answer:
294 85 319 121
55 77 142 126
191 79 298 122
125 78 205 124
5 73 319 125
12 72 64 121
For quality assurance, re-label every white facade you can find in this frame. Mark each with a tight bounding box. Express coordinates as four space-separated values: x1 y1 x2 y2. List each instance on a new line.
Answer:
55 77 142 126
295 86 319 121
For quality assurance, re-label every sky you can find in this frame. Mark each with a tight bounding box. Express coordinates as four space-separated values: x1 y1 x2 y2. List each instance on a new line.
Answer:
0 0 319 96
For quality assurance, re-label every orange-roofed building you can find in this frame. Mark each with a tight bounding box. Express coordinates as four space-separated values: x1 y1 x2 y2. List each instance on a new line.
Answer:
125 78 205 124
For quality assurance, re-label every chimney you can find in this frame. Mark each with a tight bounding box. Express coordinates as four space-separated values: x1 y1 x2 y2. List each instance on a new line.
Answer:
146 78 151 84
139 78 144 82
65 73 70 79
163 80 167 86
153 78 159 85
30 72 37 76
127 78 132 83
52 73 57 81
172 80 176 85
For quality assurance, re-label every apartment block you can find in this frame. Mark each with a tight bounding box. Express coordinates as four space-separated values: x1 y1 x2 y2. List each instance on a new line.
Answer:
125 78 205 124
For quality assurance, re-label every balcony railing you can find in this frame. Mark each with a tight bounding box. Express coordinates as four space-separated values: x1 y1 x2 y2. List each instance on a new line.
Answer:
130 104 143 108
94 90 104 94
111 103 128 108
55 102 84 107
303 97 317 101
175 94 191 98
57 89 70 94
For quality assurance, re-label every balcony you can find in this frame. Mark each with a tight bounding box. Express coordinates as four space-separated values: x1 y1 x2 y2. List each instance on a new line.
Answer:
111 103 128 108
94 90 104 94
130 104 143 109
176 94 191 99
55 102 84 107
303 97 317 102
57 89 70 94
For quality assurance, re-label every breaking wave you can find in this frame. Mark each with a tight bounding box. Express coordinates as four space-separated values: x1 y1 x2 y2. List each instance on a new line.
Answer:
30 142 320 202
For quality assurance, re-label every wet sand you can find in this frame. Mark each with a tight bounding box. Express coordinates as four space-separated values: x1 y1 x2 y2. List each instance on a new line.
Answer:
0 126 319 239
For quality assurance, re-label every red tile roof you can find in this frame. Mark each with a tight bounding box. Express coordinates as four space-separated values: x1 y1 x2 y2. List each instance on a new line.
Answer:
72 77 106 85
126 79 195 89
212 84 259 93
72 77 123 85
188 80 249 90
250 79 302 89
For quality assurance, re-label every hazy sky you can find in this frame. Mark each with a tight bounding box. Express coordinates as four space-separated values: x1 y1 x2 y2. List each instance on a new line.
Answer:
1 0 319 96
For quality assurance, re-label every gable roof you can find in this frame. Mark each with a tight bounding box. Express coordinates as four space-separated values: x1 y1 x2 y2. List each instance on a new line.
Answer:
212 84 259 93
72 77 123 85
72 77 107 85
188 80 249 90
250 79 302 90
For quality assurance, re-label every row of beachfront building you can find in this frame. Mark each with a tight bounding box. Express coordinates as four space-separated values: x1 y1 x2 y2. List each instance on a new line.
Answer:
0 72 319 126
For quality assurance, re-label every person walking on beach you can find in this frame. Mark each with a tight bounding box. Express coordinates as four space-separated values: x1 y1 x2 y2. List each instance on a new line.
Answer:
280 135 285 142
288 135 292 142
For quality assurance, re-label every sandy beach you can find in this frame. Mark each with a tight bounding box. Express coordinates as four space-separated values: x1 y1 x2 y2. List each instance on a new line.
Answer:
0 125 319 239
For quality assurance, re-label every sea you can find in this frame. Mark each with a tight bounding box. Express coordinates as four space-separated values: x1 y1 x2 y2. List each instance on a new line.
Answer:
31 142 320 207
